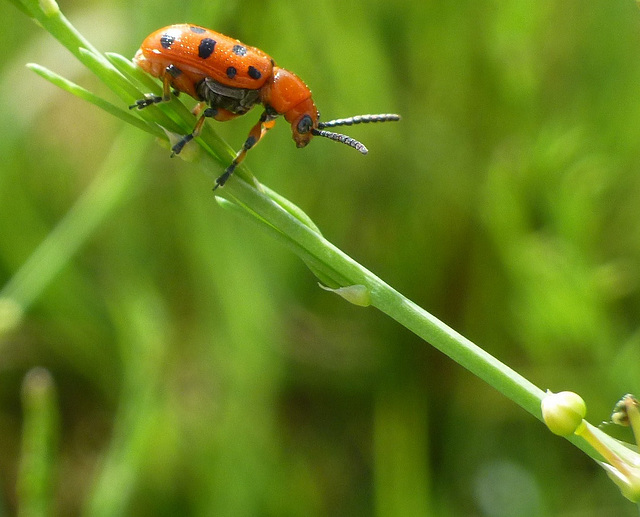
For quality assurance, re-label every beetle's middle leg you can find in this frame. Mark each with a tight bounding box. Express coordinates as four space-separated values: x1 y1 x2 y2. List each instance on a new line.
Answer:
170 102 220 156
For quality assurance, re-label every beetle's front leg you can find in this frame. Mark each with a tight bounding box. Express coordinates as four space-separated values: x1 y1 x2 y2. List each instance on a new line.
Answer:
214 111 277 189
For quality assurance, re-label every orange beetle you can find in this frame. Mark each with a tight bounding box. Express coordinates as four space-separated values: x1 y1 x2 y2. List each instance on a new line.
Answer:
130 24 400 188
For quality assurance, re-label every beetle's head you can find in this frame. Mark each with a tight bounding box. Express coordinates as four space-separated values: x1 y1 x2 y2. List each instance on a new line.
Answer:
266 67 400 152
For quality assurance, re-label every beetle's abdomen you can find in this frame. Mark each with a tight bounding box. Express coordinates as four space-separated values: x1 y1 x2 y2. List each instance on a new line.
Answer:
196 77 261 115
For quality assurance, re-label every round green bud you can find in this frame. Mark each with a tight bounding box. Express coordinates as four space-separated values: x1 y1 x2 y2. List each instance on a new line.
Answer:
541 390 586 436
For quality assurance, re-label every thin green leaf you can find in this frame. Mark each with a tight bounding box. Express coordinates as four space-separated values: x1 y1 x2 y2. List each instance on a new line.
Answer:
104 52 190 134
261 184 323 234
27 63 164 139
76 48 147 110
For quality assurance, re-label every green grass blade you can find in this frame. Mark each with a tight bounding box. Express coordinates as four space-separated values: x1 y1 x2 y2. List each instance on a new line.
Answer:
17 368 59 517
1 126 150 312
27 63 164 138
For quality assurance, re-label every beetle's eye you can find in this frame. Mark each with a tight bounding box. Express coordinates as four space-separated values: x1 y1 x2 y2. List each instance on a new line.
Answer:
297 114 313 134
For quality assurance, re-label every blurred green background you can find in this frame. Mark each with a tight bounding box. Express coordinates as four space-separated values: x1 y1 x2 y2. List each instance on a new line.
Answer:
3 0 640 515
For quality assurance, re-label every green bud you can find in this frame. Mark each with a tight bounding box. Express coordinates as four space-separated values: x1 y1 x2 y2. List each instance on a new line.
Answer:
541 390 586 436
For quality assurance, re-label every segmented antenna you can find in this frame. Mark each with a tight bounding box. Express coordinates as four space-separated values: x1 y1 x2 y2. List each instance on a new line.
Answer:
311 128 368 154
317 113 401 129
312 113 400 153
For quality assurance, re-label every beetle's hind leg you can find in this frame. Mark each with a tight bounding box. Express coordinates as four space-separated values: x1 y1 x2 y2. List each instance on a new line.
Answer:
129 65 181 109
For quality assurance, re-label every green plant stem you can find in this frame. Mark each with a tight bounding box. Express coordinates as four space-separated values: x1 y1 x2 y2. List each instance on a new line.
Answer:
17 368 59 517
221 180 544 404
218 176 600 459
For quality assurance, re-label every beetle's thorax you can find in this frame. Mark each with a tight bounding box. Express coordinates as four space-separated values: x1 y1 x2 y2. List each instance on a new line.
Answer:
261 67 319 147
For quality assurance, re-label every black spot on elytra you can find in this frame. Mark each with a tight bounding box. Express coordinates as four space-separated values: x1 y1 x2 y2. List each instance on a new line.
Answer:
160 33 175 49
226 66 237 79
248 66 261 80
190 26 206 34
232 44 247 56
198 38 216 59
